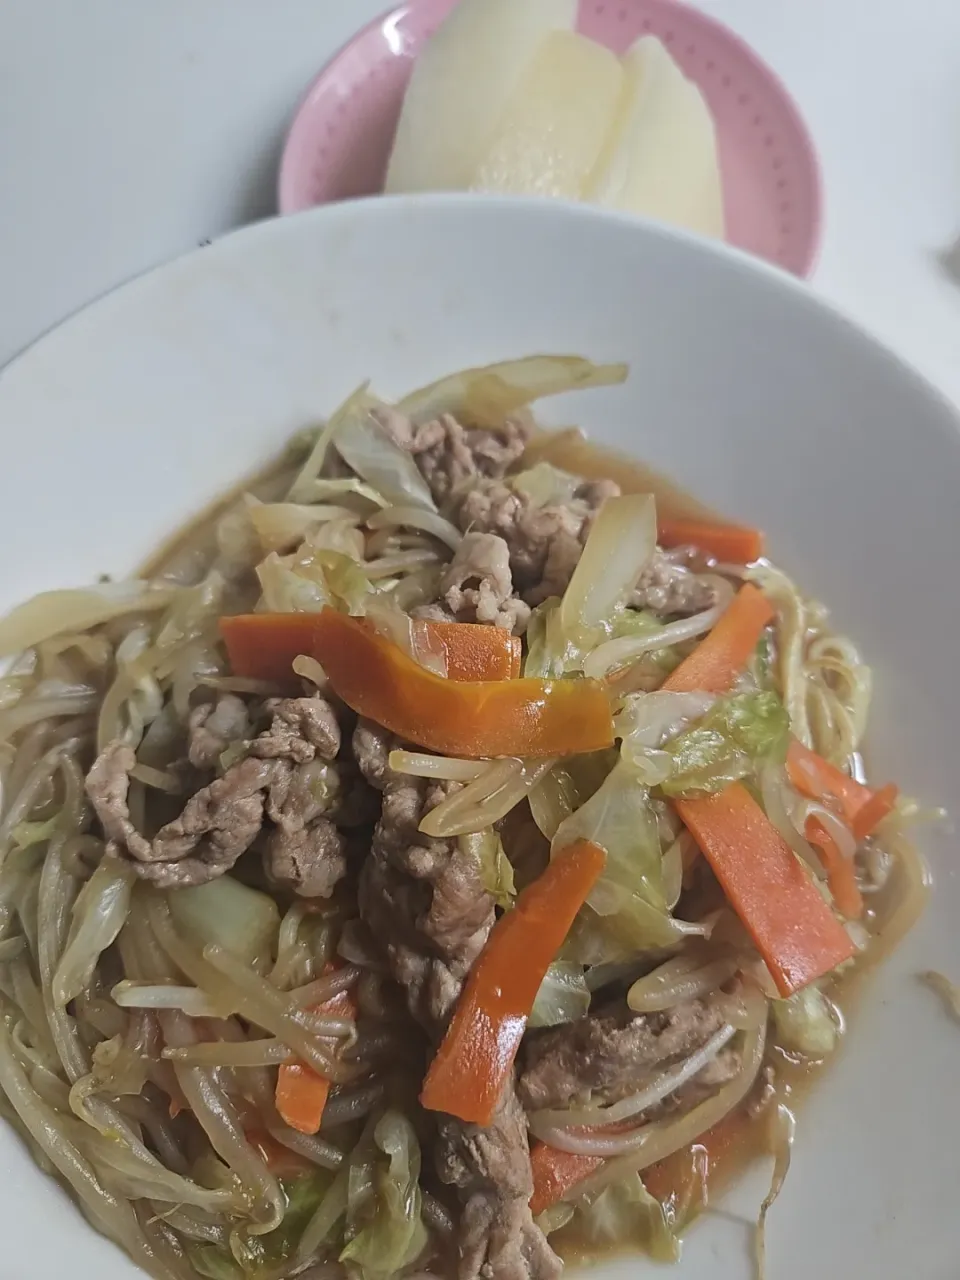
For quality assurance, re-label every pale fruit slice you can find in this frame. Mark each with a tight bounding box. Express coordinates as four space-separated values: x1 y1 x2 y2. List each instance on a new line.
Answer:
585 35 725 239
470 30 624 199
384 0 577 194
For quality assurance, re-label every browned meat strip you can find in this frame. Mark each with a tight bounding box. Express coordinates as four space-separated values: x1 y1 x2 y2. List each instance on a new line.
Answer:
375 408 530 505
440 532 530 634
354 722 494 1010
453 478 618 606
86 696 346 891
264 821 345 898
187 694 250 770
88 745 274 887
517 998 733 1111
253 696 340 763
631 548 720 616
263 757 345 897
353 720 560 1279
437 1084 562 1280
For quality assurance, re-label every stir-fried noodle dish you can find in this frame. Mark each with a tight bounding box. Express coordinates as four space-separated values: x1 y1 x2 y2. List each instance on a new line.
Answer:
0 358 928 1280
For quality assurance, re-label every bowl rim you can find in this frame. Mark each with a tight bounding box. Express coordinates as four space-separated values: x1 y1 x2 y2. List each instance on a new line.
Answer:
275 0 823 278
1 194 946 440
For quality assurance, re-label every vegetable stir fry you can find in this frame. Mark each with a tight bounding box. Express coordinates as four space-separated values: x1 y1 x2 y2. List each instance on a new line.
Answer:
0 358 928 1280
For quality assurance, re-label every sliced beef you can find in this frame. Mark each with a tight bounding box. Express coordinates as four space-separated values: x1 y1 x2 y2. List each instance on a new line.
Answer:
631 548 720 617
264 820 345 898
517 998 733 1112
253 696 340 763
354 722 494 1006
353 720 560 1279
375 408 530 505
453 478 618 606
263 758 345 898
352 718 401 791
440 532 530 634
86 696 346 892
187 694 250 770
437 1083 562 1280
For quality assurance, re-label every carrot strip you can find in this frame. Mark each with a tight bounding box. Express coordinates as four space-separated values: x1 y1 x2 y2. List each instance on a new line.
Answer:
220 613 322 686
424 619 522 682
530 1143 604 1217
421 840 607 1125
275 982 356 1136
220 612 523 686
675 783 855 996
786 741 898 839
804 816 864 920
311 610 613 759
850 782 898 842
657 517 764 564
662 584 775 694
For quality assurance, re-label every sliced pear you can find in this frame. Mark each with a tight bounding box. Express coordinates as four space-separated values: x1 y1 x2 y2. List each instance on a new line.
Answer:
385 0 576 194
470 30 624 199
586 35 725 239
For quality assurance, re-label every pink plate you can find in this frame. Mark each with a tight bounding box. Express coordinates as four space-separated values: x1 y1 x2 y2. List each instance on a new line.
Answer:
278 0 822 277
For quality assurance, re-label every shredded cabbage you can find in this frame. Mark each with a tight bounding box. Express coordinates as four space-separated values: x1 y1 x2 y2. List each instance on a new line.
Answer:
755 1104 795 1280
530 961 591 1028
553 760 681 954
10 816 58 850
333 405 436 512
523 599 581 679
288 382 376 502
247 500 360 554
460 830 516 910
256 547 374 615
191 1171 333 1279
509 461 582 508
0 581 176 657
53 857 137 1006
396 355 628 428
566 1173 680 1263
339 1111 428 1280
659 692 790 798
771 985 838 1056
168 877 280 972
528 752 614 841
308 478 389 508
560 494 657 647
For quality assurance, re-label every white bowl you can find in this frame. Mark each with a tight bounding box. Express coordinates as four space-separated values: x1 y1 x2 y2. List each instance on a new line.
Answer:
0 196 957 1280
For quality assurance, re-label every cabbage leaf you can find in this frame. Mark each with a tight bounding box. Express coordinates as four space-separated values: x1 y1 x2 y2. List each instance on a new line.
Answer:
191 1171 334 1279
530 961 591 1028
771 985 837 1056
256 547 374 615
659 691 790 798
396 355 628 429
553 760 681 955
509 462 582 508
564 1173 680 1263
340 1111 428 1280
168 876 280 971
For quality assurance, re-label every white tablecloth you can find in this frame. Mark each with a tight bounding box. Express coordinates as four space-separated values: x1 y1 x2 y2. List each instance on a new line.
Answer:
3 0 960 405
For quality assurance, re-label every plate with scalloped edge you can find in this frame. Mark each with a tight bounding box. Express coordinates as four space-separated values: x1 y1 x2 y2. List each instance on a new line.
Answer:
278 0 821 276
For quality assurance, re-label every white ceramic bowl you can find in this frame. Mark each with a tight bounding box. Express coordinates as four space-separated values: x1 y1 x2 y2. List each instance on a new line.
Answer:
0 196 957 1280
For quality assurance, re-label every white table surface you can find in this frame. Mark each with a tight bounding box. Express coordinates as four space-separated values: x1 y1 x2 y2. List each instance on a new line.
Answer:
2 0 960 409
